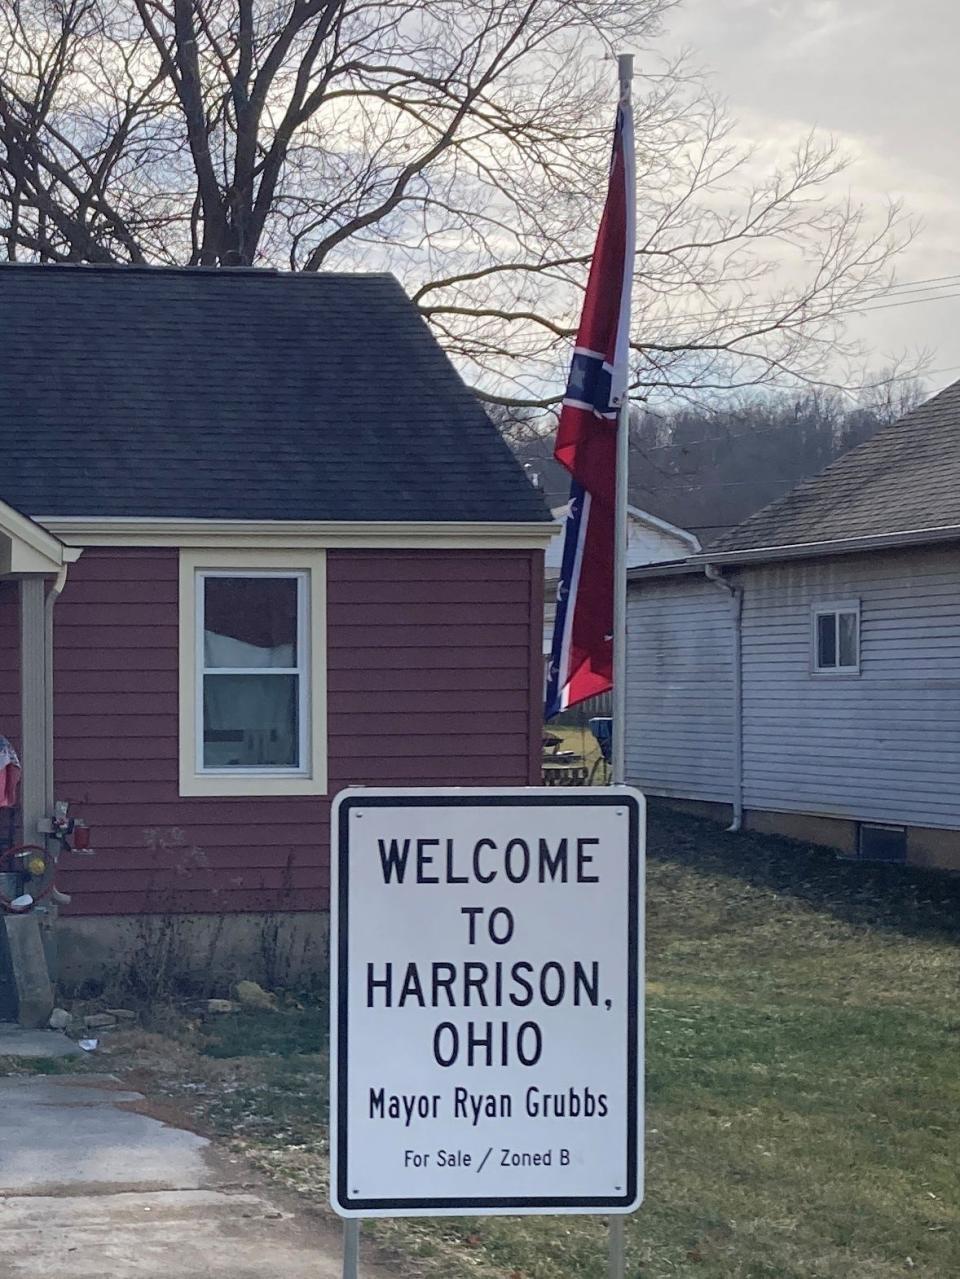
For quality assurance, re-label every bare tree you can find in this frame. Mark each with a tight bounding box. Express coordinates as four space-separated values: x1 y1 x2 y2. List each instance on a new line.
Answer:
0 0 913 402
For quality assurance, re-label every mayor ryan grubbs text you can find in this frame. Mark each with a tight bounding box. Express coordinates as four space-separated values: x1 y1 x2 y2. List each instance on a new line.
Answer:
361 828 620 1163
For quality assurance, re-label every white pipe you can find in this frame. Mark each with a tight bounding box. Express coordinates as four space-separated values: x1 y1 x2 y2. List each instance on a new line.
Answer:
44 563 69 817
703 564 743 831
18 579 47 845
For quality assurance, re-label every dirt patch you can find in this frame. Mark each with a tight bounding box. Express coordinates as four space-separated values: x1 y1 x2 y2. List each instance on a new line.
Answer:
116 1093 210 1136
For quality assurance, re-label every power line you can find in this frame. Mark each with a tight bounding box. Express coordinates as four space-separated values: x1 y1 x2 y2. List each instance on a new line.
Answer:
853 290 960 316
645 273 960 334
855 278 960 301
867 271 960 291
656 288 960 340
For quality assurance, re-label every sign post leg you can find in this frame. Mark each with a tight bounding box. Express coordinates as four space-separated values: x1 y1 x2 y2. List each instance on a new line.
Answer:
342 1219 360 1279
608 1215 625 1279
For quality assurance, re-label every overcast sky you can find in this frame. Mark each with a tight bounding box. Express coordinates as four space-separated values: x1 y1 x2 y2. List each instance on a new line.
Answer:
661 0 960 397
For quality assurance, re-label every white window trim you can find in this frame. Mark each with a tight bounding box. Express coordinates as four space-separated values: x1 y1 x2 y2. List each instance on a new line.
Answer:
179 549 327 797
810 598 861 676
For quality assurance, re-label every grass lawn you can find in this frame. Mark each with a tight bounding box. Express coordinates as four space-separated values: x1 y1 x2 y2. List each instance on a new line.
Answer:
16 809 959 1278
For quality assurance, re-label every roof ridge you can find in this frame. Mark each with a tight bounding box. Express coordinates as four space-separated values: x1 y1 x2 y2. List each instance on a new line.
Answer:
707 377 960 554
0 265 550 524
0 261 397 281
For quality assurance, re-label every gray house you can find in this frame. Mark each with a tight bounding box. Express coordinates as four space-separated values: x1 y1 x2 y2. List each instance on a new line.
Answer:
625 378 960 871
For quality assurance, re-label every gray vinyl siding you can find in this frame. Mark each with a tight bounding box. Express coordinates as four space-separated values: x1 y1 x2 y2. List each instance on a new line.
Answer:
741 547 960 829
625 576 734 802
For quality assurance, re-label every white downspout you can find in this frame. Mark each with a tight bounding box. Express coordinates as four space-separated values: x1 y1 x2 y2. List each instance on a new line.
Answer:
704 563 743 832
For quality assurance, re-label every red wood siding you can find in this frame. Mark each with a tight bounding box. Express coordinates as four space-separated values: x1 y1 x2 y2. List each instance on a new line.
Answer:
51 546 541 916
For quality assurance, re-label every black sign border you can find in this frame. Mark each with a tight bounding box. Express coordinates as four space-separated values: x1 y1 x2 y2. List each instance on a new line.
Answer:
334 792 642 1213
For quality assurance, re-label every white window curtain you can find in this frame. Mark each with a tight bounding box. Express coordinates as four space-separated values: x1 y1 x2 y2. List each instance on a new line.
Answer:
200 576 302 770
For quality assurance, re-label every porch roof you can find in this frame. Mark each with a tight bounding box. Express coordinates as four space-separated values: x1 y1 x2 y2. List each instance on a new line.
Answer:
0 499 74 575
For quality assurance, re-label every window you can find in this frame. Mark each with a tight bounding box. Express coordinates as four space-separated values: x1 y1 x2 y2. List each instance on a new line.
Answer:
200 573 304 771
812 601 860 674
179 550 326 796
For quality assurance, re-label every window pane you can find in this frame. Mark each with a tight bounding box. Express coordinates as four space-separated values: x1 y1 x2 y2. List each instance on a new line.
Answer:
816 613 836 668
204 576 298 668
203 673 299 768
838 611 858 667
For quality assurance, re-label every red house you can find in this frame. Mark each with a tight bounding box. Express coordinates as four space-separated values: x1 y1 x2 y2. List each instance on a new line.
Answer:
0 264 551 1002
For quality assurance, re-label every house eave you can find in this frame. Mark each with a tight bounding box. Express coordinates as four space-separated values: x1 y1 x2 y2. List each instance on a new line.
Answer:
0 499 73 575
627 559 703 582
32 515 556 551
552 503 701 557
689 523 960 567
625 505 701 552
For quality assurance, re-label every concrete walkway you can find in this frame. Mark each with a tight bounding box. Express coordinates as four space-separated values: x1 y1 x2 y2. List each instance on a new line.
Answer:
0 1075 388 1278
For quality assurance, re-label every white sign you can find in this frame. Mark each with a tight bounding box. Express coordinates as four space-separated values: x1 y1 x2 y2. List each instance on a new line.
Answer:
330 787 644 1217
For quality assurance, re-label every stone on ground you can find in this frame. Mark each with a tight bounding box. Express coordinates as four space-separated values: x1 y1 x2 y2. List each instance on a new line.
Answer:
233 980 278 1010
105 1007 139 1022
206 997 240 1014
84 1011 118 1029
0 1024 82 1059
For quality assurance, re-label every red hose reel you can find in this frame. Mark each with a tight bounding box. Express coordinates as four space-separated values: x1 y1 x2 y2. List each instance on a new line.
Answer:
0 814 89 913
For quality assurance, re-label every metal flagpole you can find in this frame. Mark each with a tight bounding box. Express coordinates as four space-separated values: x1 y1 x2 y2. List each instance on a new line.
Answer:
611 394 631 790
611 47 634 797
609 48 634 1279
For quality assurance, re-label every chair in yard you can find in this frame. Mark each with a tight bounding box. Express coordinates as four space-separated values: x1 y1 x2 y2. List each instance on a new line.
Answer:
541 731 588 786
587 716 613 785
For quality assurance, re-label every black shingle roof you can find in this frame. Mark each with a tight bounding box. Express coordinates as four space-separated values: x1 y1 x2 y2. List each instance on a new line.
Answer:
0 263 549 524
709 378 960 554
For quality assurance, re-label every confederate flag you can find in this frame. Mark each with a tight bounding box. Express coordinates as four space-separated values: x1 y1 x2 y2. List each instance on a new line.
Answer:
545 94 635 717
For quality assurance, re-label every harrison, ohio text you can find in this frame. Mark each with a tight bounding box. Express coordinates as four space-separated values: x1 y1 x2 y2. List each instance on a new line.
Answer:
365 832 608 1069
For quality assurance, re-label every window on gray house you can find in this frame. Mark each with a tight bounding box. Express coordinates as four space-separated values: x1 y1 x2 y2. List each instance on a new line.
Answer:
812 601 860 673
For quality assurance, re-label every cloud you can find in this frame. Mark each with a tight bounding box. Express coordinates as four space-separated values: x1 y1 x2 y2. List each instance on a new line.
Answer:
659 0 960 387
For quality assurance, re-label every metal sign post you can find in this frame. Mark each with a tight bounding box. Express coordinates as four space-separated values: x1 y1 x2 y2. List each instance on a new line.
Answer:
342 1218 359 1279
330 787 644 1220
